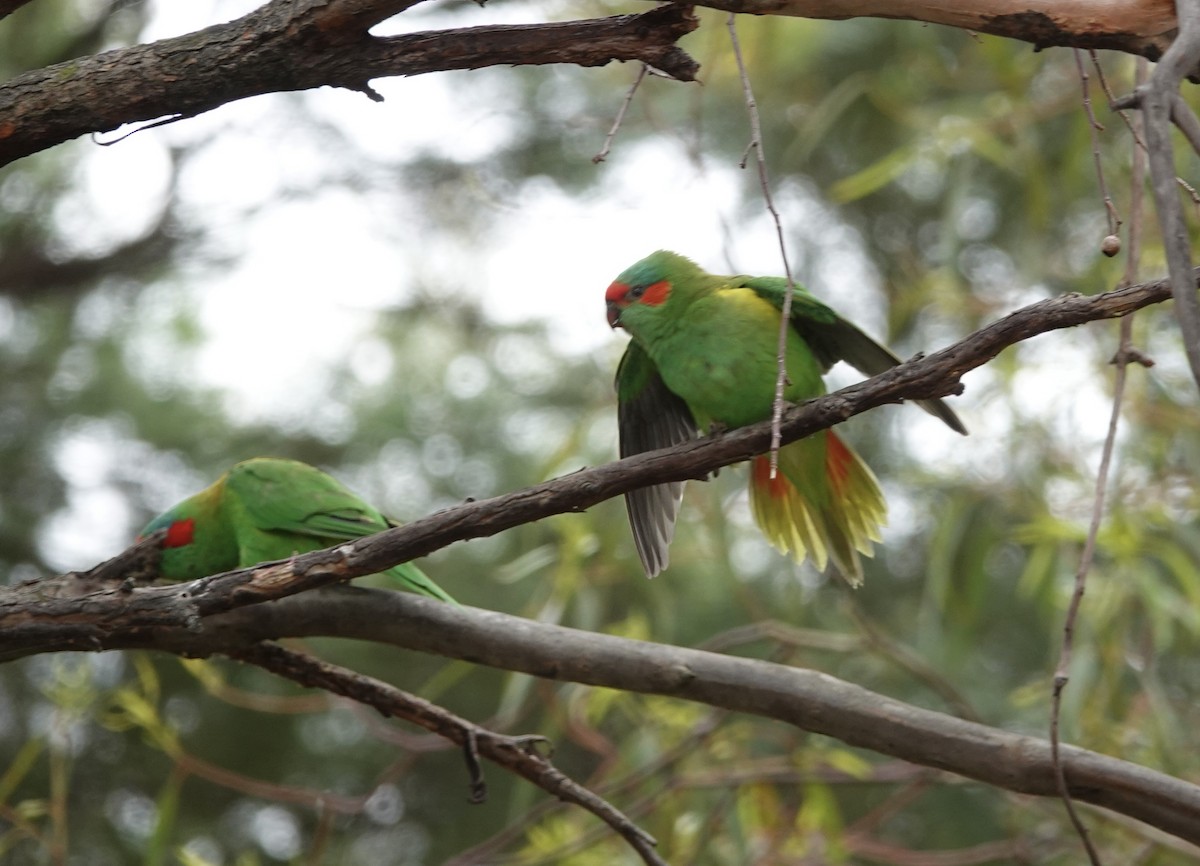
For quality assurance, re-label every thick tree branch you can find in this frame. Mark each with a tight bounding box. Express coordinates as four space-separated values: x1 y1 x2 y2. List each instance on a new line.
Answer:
18 585 1200 847
676 0 1179 58
0 1 698 168
0 270 1191 657
2 0 1193 167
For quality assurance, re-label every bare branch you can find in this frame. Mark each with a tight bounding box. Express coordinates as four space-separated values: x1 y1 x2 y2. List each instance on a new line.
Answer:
22 585 1200 847
1073 49 1120 249
0 2 698 167
2 0 1191 168
592 63 649 164
1050 72 1147 861
669 0 1178 59
232 642 667 866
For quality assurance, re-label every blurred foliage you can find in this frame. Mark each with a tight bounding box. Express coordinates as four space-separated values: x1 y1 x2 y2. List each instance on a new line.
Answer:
2 1 1200 864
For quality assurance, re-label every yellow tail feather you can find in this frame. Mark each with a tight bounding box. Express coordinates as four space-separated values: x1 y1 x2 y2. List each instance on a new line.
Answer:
748 432 886 586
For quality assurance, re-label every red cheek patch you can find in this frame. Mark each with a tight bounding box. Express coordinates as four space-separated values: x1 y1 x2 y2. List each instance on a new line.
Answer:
641 280 671 306
165 518 196 548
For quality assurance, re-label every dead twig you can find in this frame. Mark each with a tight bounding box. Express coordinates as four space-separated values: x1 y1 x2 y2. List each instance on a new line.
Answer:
1049 57 1151 866
593 63 649 163
230 642 666 866
726 13 797 479
1073 49 1121 251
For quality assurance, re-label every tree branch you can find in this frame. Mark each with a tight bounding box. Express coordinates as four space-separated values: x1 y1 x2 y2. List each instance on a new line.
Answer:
2 0 1193 168
1122 0 1200 390
232 642 667 866
0 270 1190 658
19 585 1200 847
0 1 698 168
676 0 1179 59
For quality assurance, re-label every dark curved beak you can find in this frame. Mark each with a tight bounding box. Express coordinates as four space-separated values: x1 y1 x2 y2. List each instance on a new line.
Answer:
606 301 622 329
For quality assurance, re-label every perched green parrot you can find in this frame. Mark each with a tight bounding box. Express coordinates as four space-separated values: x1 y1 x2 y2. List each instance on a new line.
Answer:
606 250 966 583
139 457 454 602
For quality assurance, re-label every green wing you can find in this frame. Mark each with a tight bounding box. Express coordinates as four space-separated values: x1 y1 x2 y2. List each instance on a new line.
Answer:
736 275 967 435
616 341 699 577
224 458 455 602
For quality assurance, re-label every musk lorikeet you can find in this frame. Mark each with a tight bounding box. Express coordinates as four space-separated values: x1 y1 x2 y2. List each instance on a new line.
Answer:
605 250 966 583
139 457 454 602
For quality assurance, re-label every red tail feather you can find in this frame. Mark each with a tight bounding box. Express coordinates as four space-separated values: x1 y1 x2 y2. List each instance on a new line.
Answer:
752 455 791 499
825 431 852 496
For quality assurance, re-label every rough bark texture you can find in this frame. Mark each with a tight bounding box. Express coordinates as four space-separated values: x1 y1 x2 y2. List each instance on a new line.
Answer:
0 0 1190 167
14 585 1200 847
692 0 1178 56
0 0 699 167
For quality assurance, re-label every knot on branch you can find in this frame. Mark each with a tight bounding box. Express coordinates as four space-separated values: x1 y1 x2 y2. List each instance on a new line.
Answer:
631 4 700 81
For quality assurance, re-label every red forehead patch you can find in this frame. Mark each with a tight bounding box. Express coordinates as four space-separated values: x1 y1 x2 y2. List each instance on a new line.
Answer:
605 281 630 303
165 518 196 549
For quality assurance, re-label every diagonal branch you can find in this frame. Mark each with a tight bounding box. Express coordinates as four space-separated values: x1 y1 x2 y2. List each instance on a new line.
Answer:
232 642 667 866
0 270 1192 656
0 1 698 168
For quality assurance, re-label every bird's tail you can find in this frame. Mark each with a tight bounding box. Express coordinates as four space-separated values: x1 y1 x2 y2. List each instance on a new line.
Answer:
386 562 458 604
748 430 886 586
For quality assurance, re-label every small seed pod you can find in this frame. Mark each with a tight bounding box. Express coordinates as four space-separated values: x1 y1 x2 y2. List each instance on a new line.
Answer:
1101 234 1121 257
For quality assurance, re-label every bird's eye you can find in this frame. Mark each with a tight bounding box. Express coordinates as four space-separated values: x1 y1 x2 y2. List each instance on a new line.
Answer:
628 283 648 300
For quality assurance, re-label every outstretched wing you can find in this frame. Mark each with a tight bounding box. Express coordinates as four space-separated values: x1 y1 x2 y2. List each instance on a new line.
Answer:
737 275 967 435
616 341 699 577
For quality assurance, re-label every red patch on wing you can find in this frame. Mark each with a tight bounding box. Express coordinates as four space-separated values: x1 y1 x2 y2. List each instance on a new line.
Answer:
605 281 630 303
165 518 196 549
640 280 671 306
752 455 792 499
825 432 851 496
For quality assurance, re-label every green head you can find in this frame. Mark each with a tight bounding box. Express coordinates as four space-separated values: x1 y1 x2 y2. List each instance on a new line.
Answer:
604 250 710 334
138 477 238 581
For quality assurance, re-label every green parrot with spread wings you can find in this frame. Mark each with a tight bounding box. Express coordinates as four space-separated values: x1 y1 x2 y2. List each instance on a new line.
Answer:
606 250 966 582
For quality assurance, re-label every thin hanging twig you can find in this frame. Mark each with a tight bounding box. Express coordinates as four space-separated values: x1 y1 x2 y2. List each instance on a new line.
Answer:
726 13 796 478
1092 51 1200 217
1049 56 1151 866
593 63 649 164
1073 49 1122 247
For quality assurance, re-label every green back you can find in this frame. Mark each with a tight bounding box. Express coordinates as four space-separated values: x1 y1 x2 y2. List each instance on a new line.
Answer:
734 275 967 434
223 458 455 603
